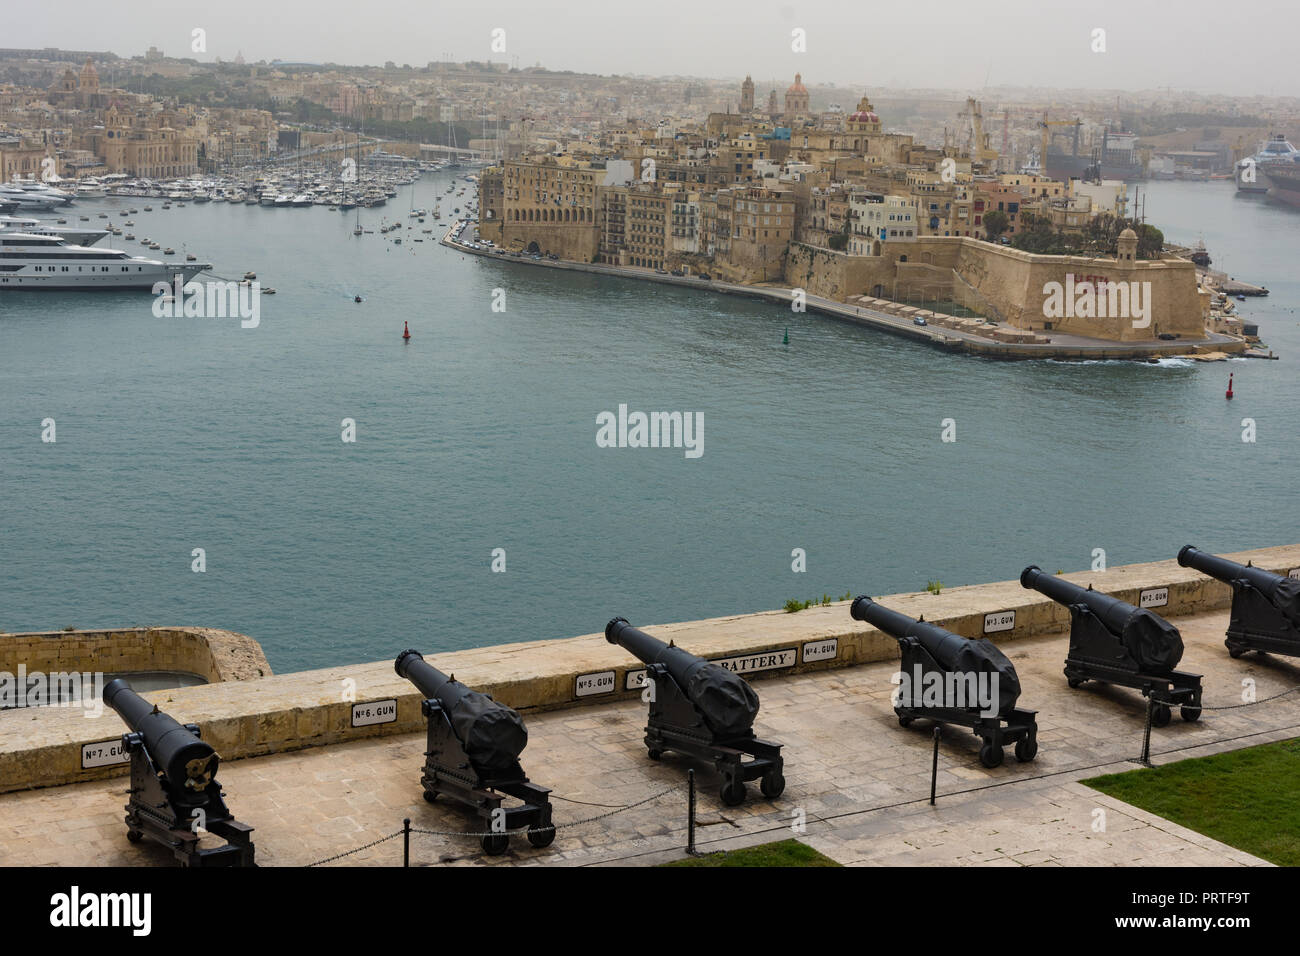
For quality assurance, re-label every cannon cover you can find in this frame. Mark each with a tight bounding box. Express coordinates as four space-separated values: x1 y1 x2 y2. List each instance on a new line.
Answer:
1115 609 1184 673
851 597 1021 716
1020 566 1183 673
1276 578 1300 625
395 649 527 771
680 664 760 738
605 618 759 738
442 692 528 771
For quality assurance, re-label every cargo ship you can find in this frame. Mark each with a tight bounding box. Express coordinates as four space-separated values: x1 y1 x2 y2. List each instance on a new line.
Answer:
1047 128 1145 182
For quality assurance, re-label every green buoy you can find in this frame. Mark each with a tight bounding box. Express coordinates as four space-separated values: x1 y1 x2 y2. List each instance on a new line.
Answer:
783 328 789 345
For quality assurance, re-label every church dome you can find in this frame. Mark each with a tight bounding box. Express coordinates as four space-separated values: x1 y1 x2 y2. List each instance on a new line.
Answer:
786 73 807 94
849 94 878 124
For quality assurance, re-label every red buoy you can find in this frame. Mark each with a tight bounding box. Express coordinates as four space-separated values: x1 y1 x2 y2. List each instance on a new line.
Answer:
403 321 411 342
1226 372 1234 400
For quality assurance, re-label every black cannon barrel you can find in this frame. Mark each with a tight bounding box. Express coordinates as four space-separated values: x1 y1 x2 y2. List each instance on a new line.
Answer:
1179 546 1300 624
1020 565 1184 672
103 679 218 791
394 649 527 770
850 596 1020 715
605 618 759 737
850 597 972 665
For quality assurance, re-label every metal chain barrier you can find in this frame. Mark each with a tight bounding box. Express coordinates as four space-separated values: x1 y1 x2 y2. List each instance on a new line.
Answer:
1189 682 1300 711
1131 679 1300 764
305 783 682 865
306 830 404 867
409 782 681 838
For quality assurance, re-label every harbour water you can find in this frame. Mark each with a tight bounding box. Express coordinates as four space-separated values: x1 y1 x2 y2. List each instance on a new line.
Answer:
1 175 1297 672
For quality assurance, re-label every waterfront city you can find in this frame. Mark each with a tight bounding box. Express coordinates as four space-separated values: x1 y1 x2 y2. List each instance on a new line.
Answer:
1 0 1299 908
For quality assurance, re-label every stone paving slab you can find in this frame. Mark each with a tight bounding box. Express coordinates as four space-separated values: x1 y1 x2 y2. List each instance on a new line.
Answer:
0 610 1292 867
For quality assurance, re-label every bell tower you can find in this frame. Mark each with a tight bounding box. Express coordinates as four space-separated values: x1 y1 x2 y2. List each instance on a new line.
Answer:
740 75 754 113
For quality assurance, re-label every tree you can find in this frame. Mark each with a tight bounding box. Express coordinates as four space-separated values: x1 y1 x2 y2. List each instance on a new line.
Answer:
983 209 1008 241
1010 212 1066 254
1137 223 1164 259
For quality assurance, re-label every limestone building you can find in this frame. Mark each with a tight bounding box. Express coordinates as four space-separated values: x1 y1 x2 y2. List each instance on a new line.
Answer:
499 156 602 260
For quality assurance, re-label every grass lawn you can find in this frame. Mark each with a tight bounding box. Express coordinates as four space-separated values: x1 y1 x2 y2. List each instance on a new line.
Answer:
662 838 841 867
1083 737 1300 866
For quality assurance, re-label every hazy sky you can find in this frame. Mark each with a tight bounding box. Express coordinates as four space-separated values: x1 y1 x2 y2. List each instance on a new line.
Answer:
10 0 1298 98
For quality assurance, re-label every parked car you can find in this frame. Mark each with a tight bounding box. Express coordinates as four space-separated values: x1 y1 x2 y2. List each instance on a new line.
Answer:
670 269 684 277
654 268 668 275
913 316 928 326
697 273 712 281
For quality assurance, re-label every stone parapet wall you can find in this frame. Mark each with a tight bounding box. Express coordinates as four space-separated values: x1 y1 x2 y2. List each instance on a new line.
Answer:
0 626 270 685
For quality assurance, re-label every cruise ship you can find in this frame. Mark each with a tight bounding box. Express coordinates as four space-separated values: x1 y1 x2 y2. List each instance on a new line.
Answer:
1235 134 1300 193
0 233 209 290
0 215 108 246
1262 162 1300 207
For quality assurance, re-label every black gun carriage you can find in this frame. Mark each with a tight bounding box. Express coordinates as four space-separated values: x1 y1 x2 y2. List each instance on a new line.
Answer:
102 679 255 867
1020 566 1202 726
850 596 1037 768
1179 545 1300 660
395 649 554 855
605 617 784 806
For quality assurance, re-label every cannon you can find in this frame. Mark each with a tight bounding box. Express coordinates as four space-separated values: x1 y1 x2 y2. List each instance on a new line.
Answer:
1020 566 1202 726
395 649 554 855
605 617 784 806
1179 545 1300 660
102 679 255 866
850 597 1037 768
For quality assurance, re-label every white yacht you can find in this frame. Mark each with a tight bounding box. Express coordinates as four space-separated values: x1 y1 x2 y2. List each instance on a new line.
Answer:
0 180 75 210
0 233 209 290
74 178 107 198
0 215 108 246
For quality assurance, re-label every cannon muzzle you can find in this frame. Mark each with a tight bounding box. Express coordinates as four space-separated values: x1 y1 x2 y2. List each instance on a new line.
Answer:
102 679 218 791
394 649 527 770
605 617 758 737
1021 565 1183 672
851 596 1020 715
